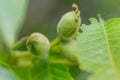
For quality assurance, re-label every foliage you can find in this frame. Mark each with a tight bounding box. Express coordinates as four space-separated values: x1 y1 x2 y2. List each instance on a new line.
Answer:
0 1 120 80
0 0 28 46
78 18 120 80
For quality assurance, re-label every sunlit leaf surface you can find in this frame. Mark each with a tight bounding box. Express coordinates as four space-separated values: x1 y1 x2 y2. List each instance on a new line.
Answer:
78 18 120 80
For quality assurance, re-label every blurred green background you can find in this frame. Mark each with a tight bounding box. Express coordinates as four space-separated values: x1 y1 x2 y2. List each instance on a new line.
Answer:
19 0 120 41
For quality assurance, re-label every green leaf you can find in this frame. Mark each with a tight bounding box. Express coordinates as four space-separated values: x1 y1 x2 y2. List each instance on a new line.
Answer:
77 18 120 80
32 62 73 80
13 50 73 80
0 66 17 80
0 0 28 46
70 65 90 80
0 44 5 60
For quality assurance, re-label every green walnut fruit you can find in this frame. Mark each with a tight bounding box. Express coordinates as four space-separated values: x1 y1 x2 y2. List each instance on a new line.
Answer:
59 39 79 63
57 4 81 38
26 32 50 58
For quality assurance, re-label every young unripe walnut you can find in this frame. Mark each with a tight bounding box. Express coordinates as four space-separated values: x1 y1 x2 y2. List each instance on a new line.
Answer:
57 4 81 39
26 32 50 58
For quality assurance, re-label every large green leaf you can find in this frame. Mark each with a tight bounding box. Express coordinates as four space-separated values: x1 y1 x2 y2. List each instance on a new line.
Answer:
77 18 120 80
0 0 28 46
32 62 73 80
0 66 17 80
13 50 73 80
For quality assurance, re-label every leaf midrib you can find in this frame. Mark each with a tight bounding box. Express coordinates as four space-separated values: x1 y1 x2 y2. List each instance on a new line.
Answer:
102 23 120 80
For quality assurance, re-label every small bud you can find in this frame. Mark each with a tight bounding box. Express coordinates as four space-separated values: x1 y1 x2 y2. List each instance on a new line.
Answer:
26 32 50 58
59 39 79 63
57 4 81 39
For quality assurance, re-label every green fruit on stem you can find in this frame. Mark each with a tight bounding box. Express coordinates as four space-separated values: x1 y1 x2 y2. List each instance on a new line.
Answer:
59 39 79 63
26 32 50 58
57 4 81 39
